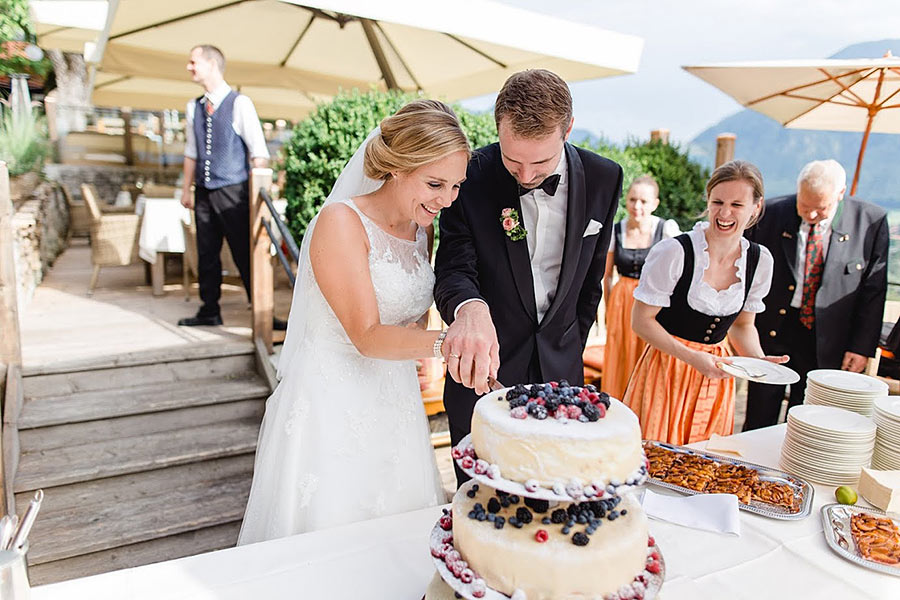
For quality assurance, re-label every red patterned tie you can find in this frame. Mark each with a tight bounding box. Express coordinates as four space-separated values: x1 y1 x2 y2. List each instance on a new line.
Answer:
799 223 824 329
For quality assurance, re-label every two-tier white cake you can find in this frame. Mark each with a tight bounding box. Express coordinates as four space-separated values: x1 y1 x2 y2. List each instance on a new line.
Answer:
428 381 662 600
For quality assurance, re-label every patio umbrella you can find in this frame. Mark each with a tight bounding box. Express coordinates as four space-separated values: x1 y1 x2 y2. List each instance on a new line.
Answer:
684 53 900 195
34 0 643 115
91 72 324 120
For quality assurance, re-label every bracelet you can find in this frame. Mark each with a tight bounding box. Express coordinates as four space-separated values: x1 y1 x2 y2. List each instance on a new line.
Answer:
433 330 448 360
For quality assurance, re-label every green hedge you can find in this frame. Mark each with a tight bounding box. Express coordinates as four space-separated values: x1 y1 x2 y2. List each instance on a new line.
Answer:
281 91 708 240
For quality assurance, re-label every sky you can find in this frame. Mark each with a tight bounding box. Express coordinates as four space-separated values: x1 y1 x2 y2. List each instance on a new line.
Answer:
460 0 900 145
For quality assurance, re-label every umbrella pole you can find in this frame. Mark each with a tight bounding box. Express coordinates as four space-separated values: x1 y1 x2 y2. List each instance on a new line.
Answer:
851 68 886 197
851 113 874 197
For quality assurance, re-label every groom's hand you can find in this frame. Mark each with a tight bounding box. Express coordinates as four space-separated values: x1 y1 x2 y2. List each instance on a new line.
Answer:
444 301 500 395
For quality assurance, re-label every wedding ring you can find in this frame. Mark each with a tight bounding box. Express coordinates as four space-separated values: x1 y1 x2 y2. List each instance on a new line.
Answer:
448 353 461 359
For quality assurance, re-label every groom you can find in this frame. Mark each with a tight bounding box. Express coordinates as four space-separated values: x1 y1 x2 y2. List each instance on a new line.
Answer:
435 69 622 485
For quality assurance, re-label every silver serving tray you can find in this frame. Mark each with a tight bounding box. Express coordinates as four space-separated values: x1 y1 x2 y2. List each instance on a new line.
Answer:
643 440 813 520
430 517 664 599
821 503 900 577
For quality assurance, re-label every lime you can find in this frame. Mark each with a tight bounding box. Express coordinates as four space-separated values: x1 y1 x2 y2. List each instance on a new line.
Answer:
835 486 858 505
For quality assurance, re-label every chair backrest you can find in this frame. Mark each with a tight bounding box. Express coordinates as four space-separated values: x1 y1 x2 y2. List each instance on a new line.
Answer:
59 183 77 207
80 183 103 222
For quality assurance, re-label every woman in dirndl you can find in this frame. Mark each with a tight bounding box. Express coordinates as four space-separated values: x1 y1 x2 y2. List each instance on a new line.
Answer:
623 160 787 445
601 175 679 399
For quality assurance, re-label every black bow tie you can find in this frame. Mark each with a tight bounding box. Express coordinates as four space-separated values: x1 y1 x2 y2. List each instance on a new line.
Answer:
518 173 561 197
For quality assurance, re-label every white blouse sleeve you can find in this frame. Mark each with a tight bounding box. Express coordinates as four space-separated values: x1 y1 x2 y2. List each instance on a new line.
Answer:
743 245 774 313
662 219 681 239
633 237 685 307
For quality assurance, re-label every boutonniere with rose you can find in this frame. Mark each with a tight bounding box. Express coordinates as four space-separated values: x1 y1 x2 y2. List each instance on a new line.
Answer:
500 208 527 241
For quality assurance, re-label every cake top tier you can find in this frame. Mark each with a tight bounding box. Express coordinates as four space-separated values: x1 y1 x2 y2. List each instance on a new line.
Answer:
475 382 640 442
466 382 648 499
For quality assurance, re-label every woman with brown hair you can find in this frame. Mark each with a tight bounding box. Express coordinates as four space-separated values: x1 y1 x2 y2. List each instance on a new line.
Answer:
601 175 679 399
623 160 787 444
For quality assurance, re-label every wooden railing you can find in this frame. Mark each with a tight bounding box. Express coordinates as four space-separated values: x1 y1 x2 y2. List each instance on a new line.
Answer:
0 162 23 515
249 167 304 388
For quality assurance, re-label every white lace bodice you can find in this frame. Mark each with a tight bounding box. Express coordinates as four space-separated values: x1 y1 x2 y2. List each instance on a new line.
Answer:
299 199 434 350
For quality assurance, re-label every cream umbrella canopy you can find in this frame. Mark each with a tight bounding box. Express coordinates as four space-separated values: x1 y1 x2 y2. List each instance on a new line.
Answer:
684 53 900 195
88 0 641 110
92 72 324 120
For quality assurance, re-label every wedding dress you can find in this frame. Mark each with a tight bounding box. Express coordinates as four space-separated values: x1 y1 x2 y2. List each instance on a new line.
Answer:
238 132 444 544
238 199 444 544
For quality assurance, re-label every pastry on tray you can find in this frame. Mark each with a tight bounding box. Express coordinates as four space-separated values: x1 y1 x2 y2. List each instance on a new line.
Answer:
850 512 900 566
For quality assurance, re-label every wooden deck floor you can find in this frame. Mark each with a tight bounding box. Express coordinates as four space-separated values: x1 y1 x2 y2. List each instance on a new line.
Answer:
19 239 294 371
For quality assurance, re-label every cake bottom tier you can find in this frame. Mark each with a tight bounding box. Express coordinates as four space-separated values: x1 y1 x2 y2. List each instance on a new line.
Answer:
452 480 649 600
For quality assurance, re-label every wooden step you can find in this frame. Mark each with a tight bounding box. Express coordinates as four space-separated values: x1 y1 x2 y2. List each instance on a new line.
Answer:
27 522 242 586
19 375 270 429
22 340 254 377
14 418 261 492
21 455 254 564
23 353 259 400
20 400 265 452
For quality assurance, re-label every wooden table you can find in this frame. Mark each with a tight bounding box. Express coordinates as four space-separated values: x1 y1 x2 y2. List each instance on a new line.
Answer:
135 196 189 296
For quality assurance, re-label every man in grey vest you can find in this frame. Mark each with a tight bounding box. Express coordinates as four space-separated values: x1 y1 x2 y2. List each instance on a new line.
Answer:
178 44 274 327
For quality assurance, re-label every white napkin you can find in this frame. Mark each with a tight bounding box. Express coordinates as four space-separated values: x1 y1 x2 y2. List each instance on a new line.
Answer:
641 489 741 535
705 433 745 456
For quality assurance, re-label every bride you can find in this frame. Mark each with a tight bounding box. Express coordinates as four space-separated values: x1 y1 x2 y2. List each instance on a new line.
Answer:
238 100 470 544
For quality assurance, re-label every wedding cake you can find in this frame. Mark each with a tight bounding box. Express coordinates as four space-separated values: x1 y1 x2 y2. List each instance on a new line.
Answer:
428 381 662 600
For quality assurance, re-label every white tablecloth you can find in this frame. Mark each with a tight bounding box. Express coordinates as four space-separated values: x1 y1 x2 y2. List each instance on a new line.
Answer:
32 425 900 600
135 196 190 264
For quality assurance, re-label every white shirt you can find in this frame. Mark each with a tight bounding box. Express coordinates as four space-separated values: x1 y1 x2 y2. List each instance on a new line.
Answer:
610 215 681 251
184 81 270 161
453 151 569 323
519 151 569 321
634 222 774 316
790 216 834 309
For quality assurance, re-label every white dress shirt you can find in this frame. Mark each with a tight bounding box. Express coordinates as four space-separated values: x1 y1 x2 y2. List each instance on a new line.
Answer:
790 217 834 308
520 151 568 321
184 81 270 161
634 222 774 316
453 151 570 323
610 215 681 251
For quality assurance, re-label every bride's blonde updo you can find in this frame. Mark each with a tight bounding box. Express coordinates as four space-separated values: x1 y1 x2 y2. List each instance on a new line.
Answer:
363 100 470 180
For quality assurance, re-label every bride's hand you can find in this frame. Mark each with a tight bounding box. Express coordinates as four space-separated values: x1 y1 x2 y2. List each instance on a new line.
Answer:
763 354 789 364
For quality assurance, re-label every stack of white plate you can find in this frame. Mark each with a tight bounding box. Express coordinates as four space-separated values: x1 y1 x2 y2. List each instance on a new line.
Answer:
780 404 876 485
872 397 900 469
803 369 888 417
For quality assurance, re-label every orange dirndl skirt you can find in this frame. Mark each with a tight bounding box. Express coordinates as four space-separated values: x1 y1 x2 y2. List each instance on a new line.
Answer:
601 276 645 399
623 335 735 445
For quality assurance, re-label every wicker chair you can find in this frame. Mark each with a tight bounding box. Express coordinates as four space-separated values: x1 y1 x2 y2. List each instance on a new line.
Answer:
60 184 91 238
81 183 143 294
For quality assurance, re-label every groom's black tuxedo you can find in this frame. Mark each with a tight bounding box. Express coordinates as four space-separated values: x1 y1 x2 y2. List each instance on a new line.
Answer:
435 142 622 451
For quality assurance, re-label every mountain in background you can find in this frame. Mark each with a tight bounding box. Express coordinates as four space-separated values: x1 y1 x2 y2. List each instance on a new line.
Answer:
688 39 900 208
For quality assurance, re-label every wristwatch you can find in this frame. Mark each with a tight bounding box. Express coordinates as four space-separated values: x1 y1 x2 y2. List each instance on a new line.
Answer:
433 330 448 360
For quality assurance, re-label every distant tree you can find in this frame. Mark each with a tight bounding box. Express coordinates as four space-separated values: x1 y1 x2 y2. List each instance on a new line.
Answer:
0 0 51 77
622 140 709 231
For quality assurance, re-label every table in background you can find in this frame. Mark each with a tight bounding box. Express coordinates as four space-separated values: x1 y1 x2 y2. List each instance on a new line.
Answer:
135 196 190 296
31 426 899 600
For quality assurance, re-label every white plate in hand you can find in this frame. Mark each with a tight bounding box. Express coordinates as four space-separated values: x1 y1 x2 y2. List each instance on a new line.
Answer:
717 357 800 385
